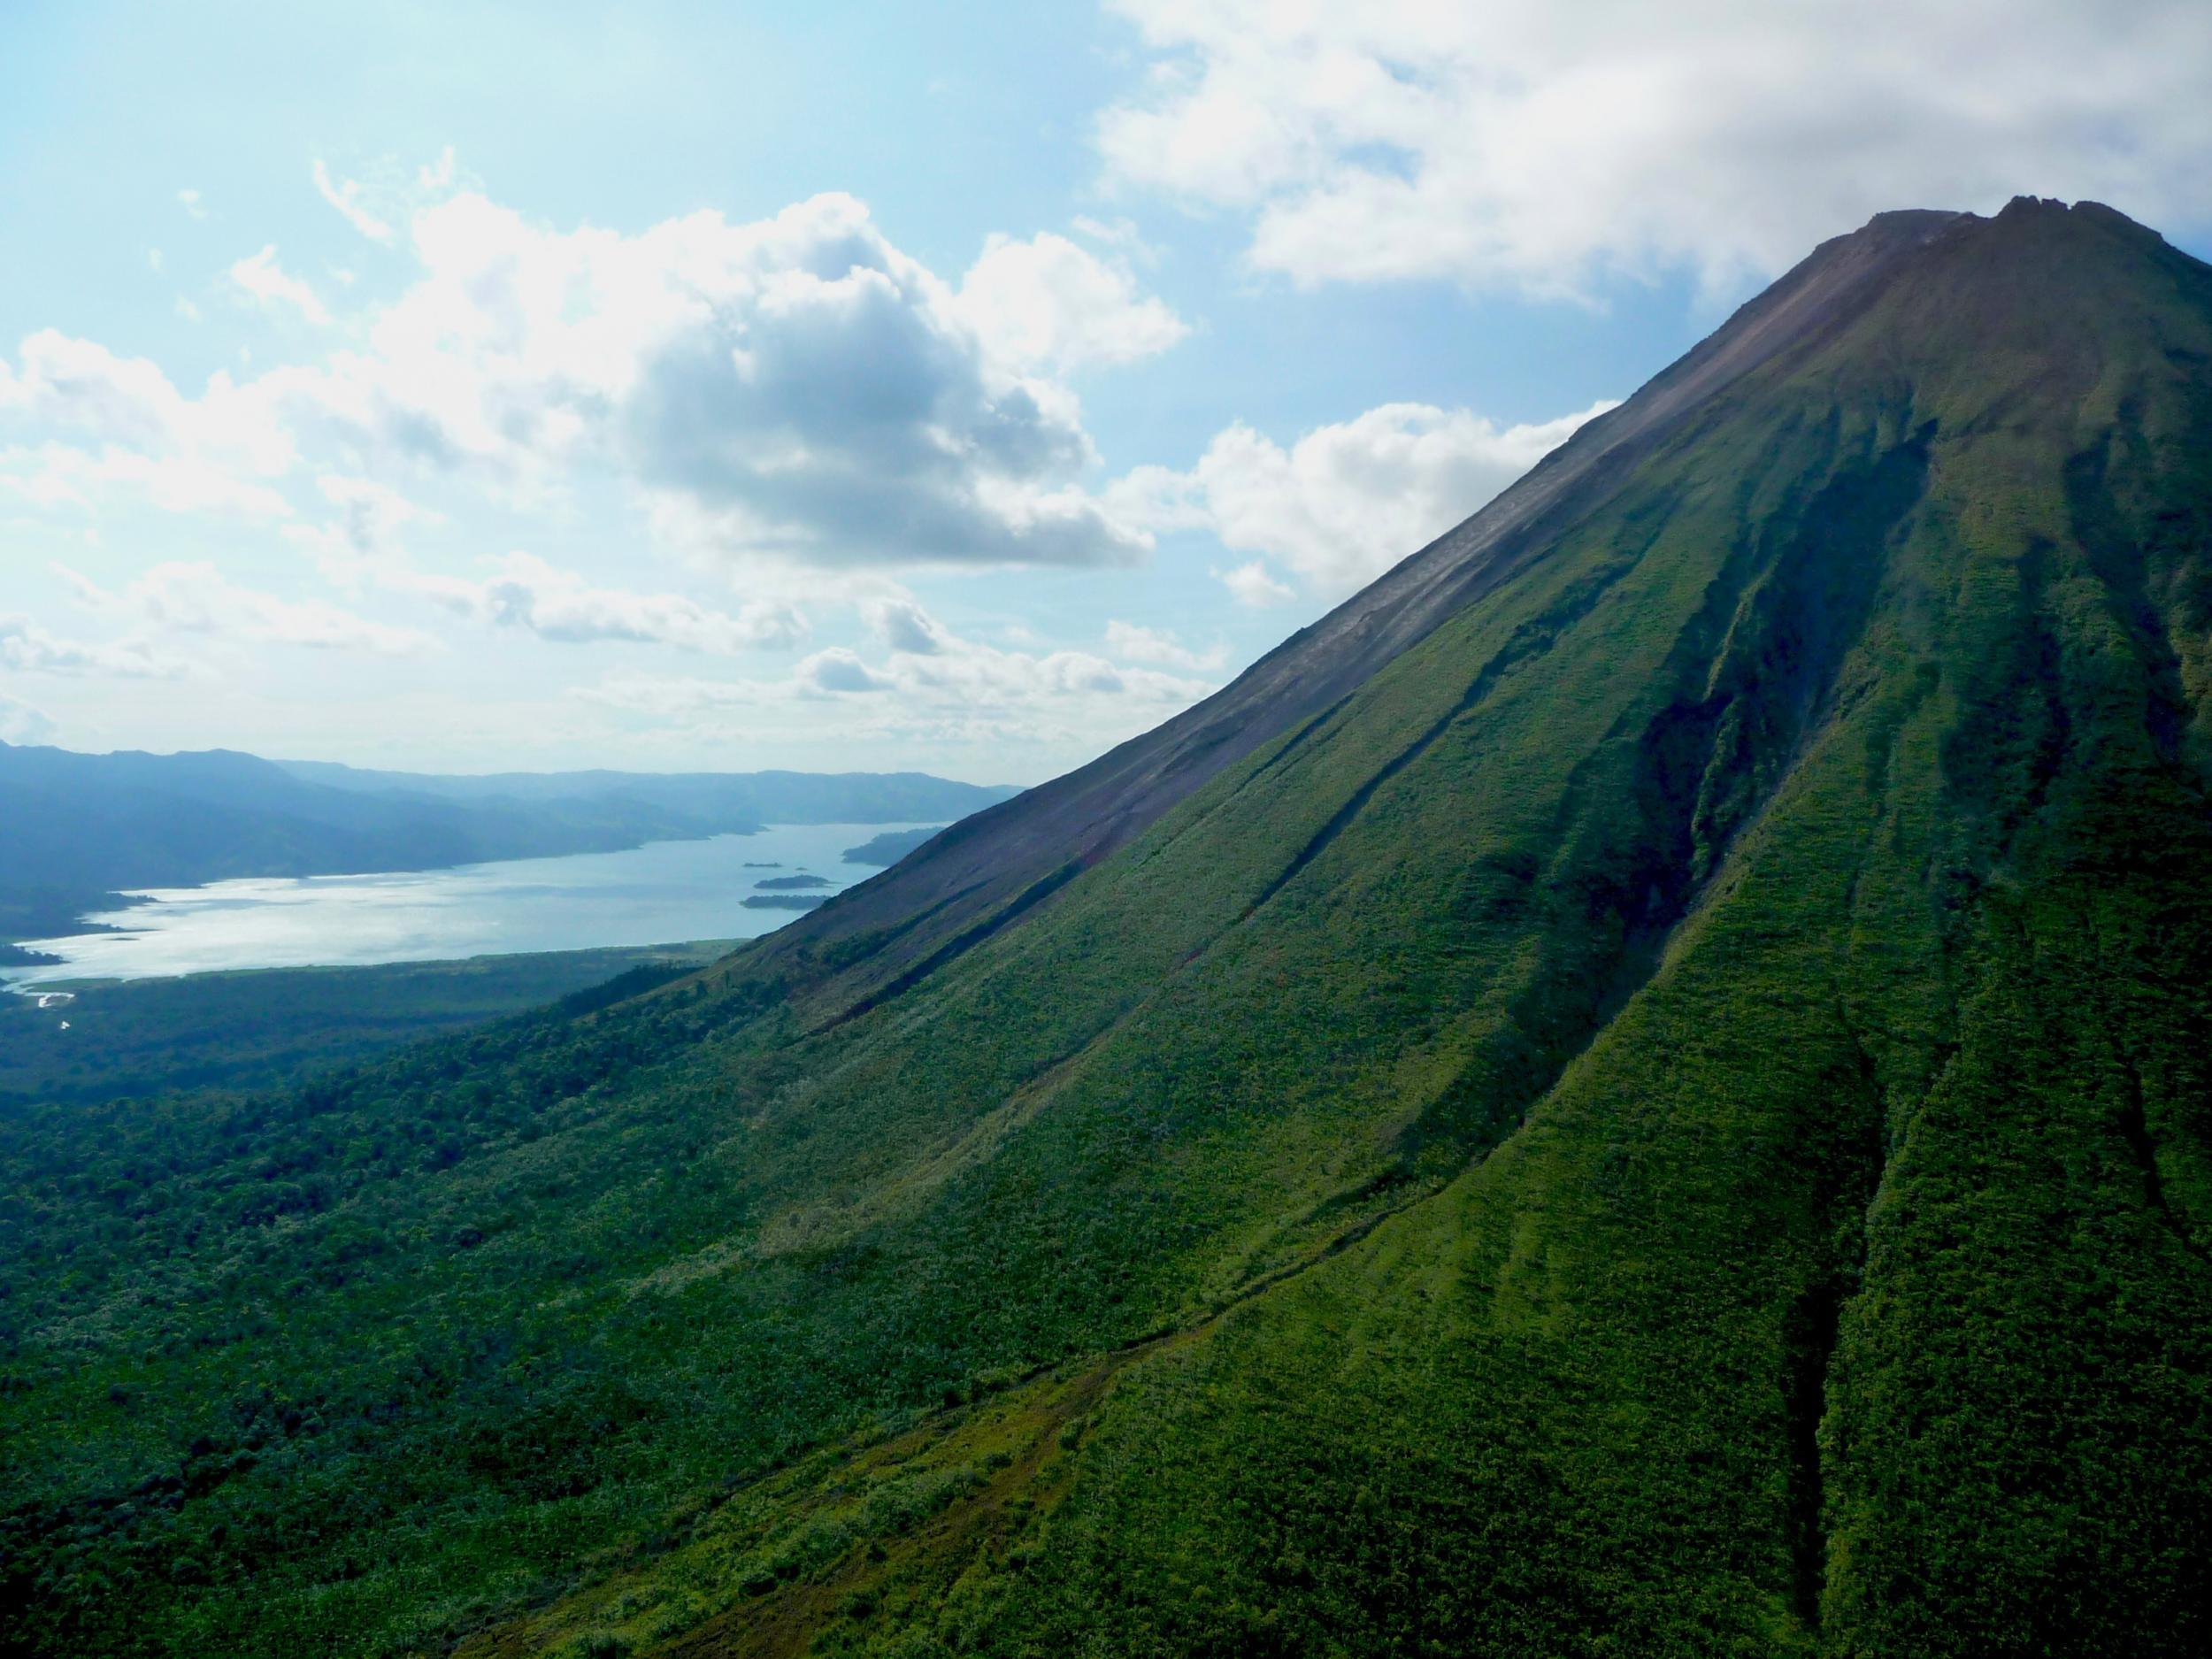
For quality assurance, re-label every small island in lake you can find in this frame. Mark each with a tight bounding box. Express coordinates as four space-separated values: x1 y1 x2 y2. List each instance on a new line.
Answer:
753 873 832 890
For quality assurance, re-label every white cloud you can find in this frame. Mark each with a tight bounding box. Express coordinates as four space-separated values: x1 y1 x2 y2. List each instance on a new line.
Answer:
1218 560 1294 608
147 248 165 273
1 329 195 449
409 550 808 653
252 188 1167 572
70 561 435 657
0 329 296 520
956 230 1187 373
229 245 332 326
864 594 957 656
1103 618 1226 670
0 444 292 521
0 692 58 745
0 613 191 679
1100 0 2212 295
11 176 1186 582
176 188 206 220
581 598 1217 754
798 647 895 694
312 159 396 243
1114 397 1616 596
316 472 435 554
1069 217 1159 264
0 330 292 470
284 482 810 655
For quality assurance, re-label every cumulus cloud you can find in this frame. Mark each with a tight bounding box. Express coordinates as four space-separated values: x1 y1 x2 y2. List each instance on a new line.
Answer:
257 188 1167 571
0 326 293 523
311 160 396 243
0 692 58 746
176 188 206 220
66 562 435 657
1 329 199 449
1114 397 1615 597
1100 0 2212 295
230 246 332 325
9 175 1187 589
798 647 895 694
0 329 295 510
864 594 957 656
956 230 1188 373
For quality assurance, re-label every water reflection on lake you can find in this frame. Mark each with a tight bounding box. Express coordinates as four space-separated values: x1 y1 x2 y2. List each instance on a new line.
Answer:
3 825 932 987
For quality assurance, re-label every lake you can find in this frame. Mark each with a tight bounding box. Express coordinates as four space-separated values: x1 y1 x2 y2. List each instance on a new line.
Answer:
1 823 936 988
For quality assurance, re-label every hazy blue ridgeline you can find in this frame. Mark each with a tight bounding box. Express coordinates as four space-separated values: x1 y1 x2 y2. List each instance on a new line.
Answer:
0 740 1009 960
3 824 946 987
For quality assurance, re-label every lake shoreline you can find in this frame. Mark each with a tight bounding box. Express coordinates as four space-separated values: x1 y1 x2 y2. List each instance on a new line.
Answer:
0 824 939 990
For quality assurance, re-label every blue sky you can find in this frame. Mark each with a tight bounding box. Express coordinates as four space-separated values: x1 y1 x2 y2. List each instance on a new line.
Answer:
4 1 2208 782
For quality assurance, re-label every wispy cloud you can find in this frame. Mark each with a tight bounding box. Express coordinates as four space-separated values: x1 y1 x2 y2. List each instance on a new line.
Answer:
62 561 435 657
0 444 292 521
1103 619 1227 671
228 245 332 326
1 611 193 679
406 551 809 654
311 159 396 243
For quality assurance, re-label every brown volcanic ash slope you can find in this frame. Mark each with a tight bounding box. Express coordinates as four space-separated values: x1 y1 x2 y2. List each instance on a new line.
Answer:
767 209 1970 998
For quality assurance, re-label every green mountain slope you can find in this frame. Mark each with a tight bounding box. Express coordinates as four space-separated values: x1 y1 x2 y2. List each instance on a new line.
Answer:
4 197 2209 1657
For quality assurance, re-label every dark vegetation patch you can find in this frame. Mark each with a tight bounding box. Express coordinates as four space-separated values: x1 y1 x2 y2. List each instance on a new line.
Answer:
0 943 729 1106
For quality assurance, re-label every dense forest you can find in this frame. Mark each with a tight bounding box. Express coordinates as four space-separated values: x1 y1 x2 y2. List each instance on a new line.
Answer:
0 943 731 1106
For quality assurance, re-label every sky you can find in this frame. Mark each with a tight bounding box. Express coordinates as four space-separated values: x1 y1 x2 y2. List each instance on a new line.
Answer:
3 2 2208 784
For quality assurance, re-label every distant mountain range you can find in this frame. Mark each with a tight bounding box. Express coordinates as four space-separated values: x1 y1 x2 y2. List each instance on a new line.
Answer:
0 741 1014 954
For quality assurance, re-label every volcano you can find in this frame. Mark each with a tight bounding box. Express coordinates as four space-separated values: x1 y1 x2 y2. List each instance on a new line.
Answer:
6 197 2209 1658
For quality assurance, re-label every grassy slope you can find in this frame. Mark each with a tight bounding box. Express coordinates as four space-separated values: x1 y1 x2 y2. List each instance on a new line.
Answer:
3 202 2208 1657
